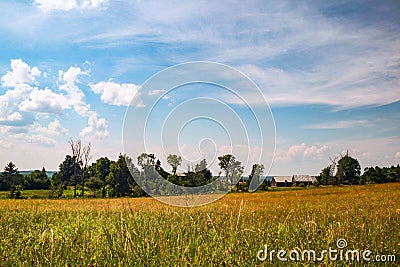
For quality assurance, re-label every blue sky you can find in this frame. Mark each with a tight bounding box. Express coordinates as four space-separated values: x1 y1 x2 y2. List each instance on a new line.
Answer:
0 0 399 176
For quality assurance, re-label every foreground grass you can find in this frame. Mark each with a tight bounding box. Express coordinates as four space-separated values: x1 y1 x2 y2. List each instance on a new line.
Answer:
0 184 399 266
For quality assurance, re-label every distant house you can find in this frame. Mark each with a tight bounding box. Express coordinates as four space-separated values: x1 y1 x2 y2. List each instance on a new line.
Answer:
292 175 316 186
271 176 293 187
271 175 317 187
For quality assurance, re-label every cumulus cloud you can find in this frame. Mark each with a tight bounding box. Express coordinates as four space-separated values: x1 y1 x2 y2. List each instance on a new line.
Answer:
89 81 144 107
34 120 68 136
59 66 90 116
33 0 108 12
0 59 109 140
1 59 40 87
58 66 109 139
286 143 330 161
80 111 109 138
6 112 22 122
148 89 166 96
0 84 33 125
19 87 70 114
26 134 56 146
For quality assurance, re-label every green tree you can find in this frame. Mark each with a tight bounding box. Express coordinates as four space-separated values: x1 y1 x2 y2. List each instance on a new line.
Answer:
194 159 213 186
107 154 137 197
58 155 81 186
167 154 182 176
25 167 50 190
2 162 24 198
137 153 156 169
318 166 331 185
86 176 103 196
93 157 111 197
49 172 64 198
218 154 243 188
336 154 361 185
248 164 265 191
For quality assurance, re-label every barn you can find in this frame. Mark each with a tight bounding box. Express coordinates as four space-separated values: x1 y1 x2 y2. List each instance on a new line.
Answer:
292 175 317 186
271 176 293 187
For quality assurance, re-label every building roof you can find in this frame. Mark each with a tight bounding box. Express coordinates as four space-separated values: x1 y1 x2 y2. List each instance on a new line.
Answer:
293 175 316 182
272 176 293 183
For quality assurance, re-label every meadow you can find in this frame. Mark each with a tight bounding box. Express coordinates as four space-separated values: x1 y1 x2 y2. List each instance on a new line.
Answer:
0 183 399 266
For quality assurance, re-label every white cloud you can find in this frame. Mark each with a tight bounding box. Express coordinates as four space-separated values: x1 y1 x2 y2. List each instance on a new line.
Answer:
19 87 70 114
395 152 400 159
1 59 40 87
285 143 330 161
34 120 68 136
27 134 56 146
148 89 166 96
6 112 22 122
58 66 109 139
89 81 144 107
0 84 33 125
59 66 90 116
33 0 108 12
304 120 370 129
80 111 109 139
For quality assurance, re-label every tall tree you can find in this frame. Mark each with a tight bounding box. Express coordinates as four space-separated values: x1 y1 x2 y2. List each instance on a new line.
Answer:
218 154 243 188
248 164 265 191
2 162 23 198
93 157 111 197
167 154 182 175
69 139 82 198
81 142 92 197
336 154 361 185
318 166 331 185
107 154 137 197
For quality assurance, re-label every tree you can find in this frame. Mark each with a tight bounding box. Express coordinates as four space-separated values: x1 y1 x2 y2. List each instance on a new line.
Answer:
49 172 64 198
137 153 156 169
317 166 331 185
248 164 265 191
81 142 92 197
93 157 111 197
336 154 361 185
86 176 103 196
194 159 213 185
167 154 182 175
218 154 244 188
69 139 82 198
2 162 24 198
107 154 137 197
25 167 50 190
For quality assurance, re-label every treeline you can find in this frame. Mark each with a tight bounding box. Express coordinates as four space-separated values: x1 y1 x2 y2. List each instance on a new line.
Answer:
317 152 400 185
1 143 399 199
0 139 263 198
0 162 50 198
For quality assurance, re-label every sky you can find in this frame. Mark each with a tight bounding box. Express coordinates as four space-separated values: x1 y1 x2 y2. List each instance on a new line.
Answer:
0 0 399 176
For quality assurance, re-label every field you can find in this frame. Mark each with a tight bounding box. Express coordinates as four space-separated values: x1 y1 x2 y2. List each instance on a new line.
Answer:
0 184 399 266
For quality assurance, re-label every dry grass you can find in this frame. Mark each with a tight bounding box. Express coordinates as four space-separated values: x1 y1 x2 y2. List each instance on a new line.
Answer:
0 183 399 266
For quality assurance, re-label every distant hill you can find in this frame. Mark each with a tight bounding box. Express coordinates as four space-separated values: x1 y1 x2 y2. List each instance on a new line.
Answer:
19 170 56 177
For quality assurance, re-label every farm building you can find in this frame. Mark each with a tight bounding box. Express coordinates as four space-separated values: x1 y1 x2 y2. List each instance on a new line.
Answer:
292 175 317 186
271 176 293 187
271 175 317 187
